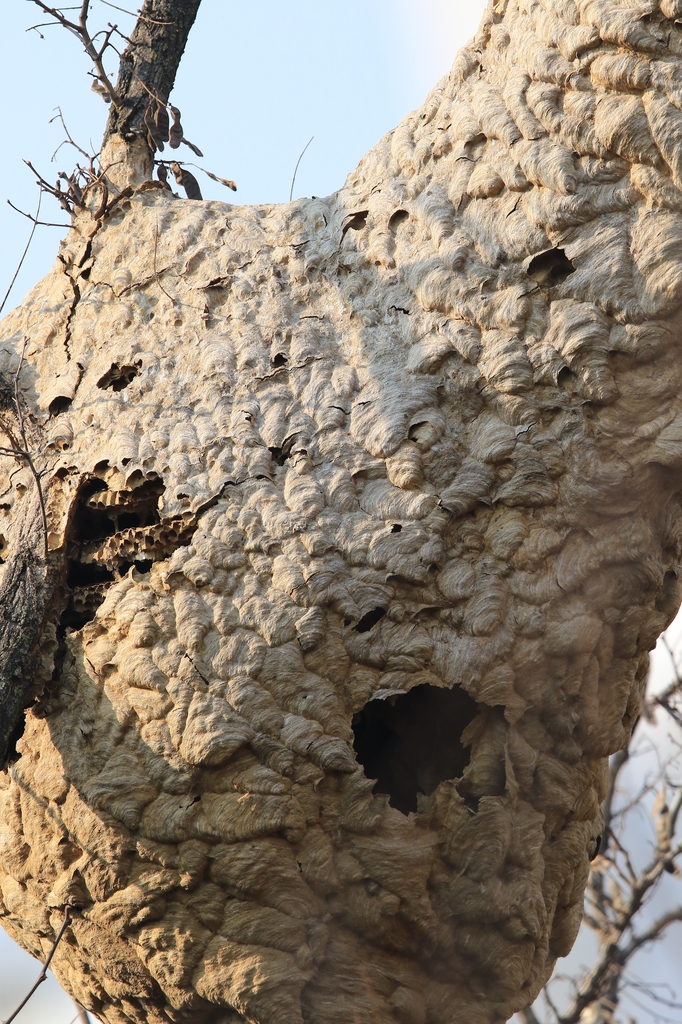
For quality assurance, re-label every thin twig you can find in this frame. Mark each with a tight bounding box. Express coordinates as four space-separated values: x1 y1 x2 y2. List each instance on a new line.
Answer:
182 650 210 686
289 135 314 202
23 159 58 193
520 1006 542 1024
71 1002 90 1024
98 0 173 24
2 907 72 1024
50 106 99 175
153 221 175 305
0 193 43 318
28 1 120 104
6 199 71 229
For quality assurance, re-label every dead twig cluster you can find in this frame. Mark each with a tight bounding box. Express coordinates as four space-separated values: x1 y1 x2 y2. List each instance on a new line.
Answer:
28 1 119 106
22 107 110 218
24 154 108 218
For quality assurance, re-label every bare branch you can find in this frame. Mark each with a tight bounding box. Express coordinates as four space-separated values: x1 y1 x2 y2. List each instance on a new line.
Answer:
289 135 314 202
98 0 174 24
49 106 99 175
520 1006 542 1024
622 908 682 959
602 747 630 853
0 193 43 318
28 0 120 104
2 907 72 1024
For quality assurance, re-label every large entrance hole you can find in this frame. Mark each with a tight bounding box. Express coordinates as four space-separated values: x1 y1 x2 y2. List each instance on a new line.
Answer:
352 683 479 815
526 247 575 287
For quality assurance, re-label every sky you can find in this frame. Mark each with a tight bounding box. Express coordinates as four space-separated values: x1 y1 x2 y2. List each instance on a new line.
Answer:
1 3 681 1023
0 1 488 1021
0 0 487 311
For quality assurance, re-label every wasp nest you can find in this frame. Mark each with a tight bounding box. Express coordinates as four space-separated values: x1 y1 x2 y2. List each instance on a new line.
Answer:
2 1 682 1022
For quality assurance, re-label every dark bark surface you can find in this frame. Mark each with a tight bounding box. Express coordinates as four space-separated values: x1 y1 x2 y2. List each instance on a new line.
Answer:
0 493 58 768
104 0 202 146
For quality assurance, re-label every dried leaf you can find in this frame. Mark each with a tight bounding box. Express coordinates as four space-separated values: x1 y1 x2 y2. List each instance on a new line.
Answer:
180 169 202 201
169 105 183 150
144 100 165 152
181 137 204 158
157 164 170 189
91 78 111 104
155 101 170 145
169 162 203 201
203 169 237 192
169 162 183 185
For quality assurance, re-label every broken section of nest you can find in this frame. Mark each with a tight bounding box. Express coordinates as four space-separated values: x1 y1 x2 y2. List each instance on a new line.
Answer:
63 467 196 629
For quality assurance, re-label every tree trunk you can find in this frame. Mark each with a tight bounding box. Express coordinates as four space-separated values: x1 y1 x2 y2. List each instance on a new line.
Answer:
2 2 682 1023
100 0 202 188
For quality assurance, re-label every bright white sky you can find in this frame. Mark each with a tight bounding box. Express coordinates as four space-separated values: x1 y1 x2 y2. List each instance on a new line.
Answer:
0 2 488 1020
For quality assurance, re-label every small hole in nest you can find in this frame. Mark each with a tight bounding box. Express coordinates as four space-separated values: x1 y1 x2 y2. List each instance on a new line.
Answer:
269 435 297 466
271 352 288 368
119 559 154 575
352 684 479 815
48 395 72 416
527 247 576 287
96 362 141 392
408 420 428 442
389 209 409 229
0 374 15 411
342 210 369 236
355 607 387 633
391 523 402 533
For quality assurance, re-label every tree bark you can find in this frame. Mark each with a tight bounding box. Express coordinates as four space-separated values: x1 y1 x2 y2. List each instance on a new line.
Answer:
104 0 202 142
101 0 202 187
0 491 58 764
2 2 682 1023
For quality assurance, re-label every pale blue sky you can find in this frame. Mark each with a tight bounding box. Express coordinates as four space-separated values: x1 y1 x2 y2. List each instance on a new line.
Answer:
0 2 487 1020
0 0 486 310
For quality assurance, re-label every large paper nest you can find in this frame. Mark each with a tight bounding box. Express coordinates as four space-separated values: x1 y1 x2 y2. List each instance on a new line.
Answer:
2 1 682 1022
